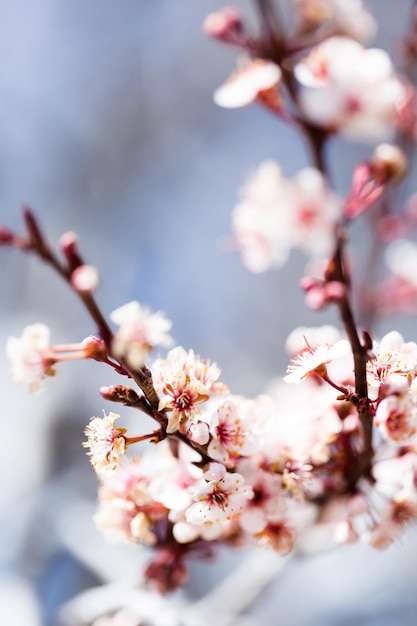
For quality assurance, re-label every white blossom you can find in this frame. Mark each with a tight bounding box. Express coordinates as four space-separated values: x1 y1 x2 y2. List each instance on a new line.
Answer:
6 323 53 392
295 37 407 141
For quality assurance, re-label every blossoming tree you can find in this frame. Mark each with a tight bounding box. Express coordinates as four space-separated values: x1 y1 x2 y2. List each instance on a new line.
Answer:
3 0 417 623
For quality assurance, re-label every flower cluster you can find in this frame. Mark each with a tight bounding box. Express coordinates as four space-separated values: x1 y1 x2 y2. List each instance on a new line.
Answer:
4 0 417 605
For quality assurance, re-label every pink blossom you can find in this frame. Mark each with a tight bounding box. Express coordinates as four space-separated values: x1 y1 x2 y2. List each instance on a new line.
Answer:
158 371 210 434
6 323 54 392
237 458 284 534
295 37 407 141
254 521 295 554
94 458 166 545
367 331 417 392
207 397 266 466
185 463 253 528
375 394 417 445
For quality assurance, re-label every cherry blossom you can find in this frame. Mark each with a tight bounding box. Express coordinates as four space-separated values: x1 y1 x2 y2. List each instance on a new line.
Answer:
284 339 350 384
83 412 127 472
367 331 417 394
110 300 173 369
375 394 417 446
94 457 166 545
207 397 264 466
264 377 347 495
385 239 417 289
237 458 285 535
295 36 408 140
185 462 253 530
6 323 54 392
158 372 209 434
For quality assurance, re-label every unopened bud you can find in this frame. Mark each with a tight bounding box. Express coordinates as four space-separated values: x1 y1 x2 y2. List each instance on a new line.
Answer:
59 231 84 270
100 384 140 405
203 7 242 41
372 143 407 181
82 335 107 360
71 264 99 293
0 225 15 244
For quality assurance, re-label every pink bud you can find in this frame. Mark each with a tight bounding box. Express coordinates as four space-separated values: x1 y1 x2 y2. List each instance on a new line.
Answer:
82 335 107 360
0 225 15 244
344 162 384 220
305 285 326 310
59 231 84 270
203 7 242 42
71 264 99 293
325 281 346 301
299 275 318 291
188 422 210 445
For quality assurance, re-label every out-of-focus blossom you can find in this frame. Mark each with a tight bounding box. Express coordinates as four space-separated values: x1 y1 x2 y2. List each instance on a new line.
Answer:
6 323 54 392
232 161 342 272
385 239 417 289
94 457 166 545
291 0 376 43
110 300 173 370
83 412 127 472
214 59 281 109
265 376 345 474
367 331 417 395
295 37 408 141
207 397 264 466
374 240 417 316
375 393 417 445
238 458 285 534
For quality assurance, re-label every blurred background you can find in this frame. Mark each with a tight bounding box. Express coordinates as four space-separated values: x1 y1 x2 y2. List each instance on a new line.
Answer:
1 0 417 624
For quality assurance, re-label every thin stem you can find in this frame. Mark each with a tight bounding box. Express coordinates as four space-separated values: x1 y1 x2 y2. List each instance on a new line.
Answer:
321 373 349 396
327 236 373 482
254 0 284 56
